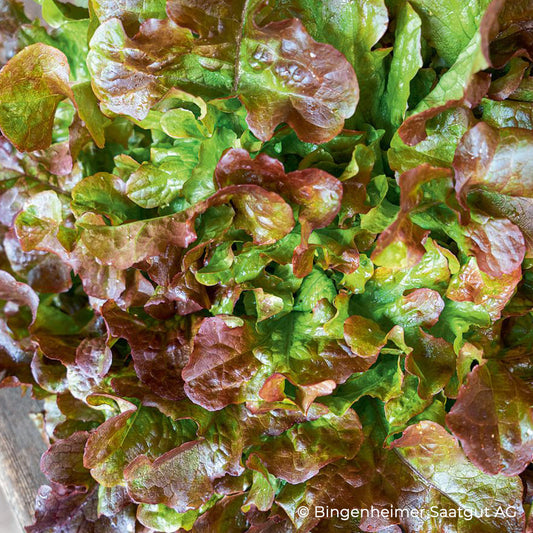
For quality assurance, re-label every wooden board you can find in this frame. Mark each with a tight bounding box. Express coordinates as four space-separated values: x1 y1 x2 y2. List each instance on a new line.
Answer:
0 388 46 532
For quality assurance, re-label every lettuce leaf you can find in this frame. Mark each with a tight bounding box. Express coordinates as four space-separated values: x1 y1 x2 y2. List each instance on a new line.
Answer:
0 1 531 532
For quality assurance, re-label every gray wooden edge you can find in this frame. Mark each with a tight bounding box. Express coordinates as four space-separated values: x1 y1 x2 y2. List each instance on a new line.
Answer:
0 388 47 532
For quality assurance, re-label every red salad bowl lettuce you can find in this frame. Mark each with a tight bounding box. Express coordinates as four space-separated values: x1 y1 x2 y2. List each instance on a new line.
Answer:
0 0 533 531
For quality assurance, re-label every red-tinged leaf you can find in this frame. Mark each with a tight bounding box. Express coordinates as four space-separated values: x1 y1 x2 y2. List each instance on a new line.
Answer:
26 485 94 533
246 514 295 533
454 122 533 209
391 420 525 532
0 44 75 151
26 485 136 533
294 380 337 415
14 190 72 262
240 17 358 143
185 299 393 412
98 485 134 518
3 230 72 294
215 148 342 276
343 315 391 360
258 373 286 403
278 403 525 532
31 350 68 394
469 192 533 259
208 184 295 245
446 257 522 320
4 1 533 530
309 234 361 278
405 329 456 399
87 18 193 121
0 269 39 323
166 0 359 144
0 320 34 387
77 211 197 271
31 332 78 366
462 215 525 277
491 2 533 67
276 459 391 532
372 165 452 269
75 337 112 380
91 0 168 25
90 2 357 144
166 0 245 43
252 410 362 484
453 122 533 256
78 183 293 270
182 316 262 410
40 431 92 489
215 149 287 189
399 164 453 213
399 288 445 328
259 373 336 415
124 437 243 512
32 141 74 177
397 72 492 146
274 300 386 396
0 186 33 232
116 268 155 310
145 270 210 319
70 241 129 301
83 406 190 487
371 213 430 269
397 0 504 145
188 494 250 532
216 149 343 231
456 342 485 388
446 360 533 476
0 1 24 67
102 301 189 401
243 403 328 440
52 392 105 440
488 58 529 100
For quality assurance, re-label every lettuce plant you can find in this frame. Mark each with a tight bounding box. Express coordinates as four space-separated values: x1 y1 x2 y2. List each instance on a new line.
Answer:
0 0 532 531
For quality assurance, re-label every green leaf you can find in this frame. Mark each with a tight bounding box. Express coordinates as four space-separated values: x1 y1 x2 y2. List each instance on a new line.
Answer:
382 1 422 129
182 127 237 204
482 98 533 129
324 354 404 415
242 455 279 512
388 107 473 174
161 108 209 139
71 81 110 148
293 268 336 311
126 155 198 209
0 44 74 151
72 173 144 224
137 504 199 532
432 299 491 351
410 0 491 65
384 374 432 435
398 0 502 145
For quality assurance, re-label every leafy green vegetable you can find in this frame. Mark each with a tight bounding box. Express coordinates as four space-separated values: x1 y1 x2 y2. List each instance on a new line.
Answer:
0 43 75 151
0 0 532 531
